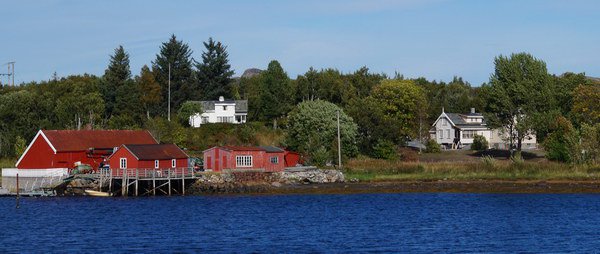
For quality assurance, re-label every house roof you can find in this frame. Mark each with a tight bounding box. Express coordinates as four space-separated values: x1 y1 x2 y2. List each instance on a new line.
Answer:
189 99 248 113
42 130 157 152
445 113 487 128
209 146 285 153
122 144 189 160
259 146 285 153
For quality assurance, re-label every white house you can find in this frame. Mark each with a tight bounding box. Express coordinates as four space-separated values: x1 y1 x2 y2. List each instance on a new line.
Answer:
188 96 248 127
429 108 536 150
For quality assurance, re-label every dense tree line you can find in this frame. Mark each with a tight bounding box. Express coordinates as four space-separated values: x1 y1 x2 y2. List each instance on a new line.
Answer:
0 35 597 165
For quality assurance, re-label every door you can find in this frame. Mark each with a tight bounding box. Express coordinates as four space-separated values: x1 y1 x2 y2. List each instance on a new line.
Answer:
222 156 227 170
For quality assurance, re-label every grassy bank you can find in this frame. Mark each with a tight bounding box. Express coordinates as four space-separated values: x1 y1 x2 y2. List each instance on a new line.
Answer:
344 157 600 182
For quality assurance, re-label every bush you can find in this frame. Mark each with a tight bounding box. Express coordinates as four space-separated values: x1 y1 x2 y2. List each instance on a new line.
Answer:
371 139 398 160
544 116 577 163
398 147 419 162
471 134 489 151
425 139 441 153
481 155 497 169
309 146 330 167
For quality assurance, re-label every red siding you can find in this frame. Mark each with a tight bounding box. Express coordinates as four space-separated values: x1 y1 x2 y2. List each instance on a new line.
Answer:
108 147 189 176
203 147 286 172
17 135 103 169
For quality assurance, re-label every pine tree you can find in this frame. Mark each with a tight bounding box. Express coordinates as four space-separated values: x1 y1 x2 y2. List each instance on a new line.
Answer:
196 37 234 100
260 60 293 124
152 34 195 117
102 45 131 118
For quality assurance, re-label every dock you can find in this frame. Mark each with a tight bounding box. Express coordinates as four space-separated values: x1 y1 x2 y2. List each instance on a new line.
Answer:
94 168 197 197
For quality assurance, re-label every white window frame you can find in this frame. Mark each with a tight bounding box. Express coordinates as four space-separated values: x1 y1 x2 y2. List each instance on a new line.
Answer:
119 158 127 169
438 130 443 139
236 155 253 167
155 160 159 169
171 159 176 168
447 129 451 139
270 156 279 164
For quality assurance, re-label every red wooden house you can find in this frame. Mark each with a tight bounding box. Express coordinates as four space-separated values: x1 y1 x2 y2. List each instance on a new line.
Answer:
108 144 189 173
203 146 300 172
16 130 158 171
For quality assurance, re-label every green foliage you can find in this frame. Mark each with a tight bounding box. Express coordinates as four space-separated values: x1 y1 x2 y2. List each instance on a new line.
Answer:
577 123 600 165
144 116 186 144
177 101 203 126
137 65 161 118
308 146 330 167
102 45 131 118
481 155 497 169
14 136 26 158
483 52 554 151
260 60 294 121
196 37 234 100
544 116 577 163
286 100 358 161
371 139 398 160
152 34 195 114
425 139 441 153
571 84 600 125
471 134 489 151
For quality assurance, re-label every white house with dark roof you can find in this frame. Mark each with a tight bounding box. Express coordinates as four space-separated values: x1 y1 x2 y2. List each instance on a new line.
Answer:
188 96 248 127
429 108 536 150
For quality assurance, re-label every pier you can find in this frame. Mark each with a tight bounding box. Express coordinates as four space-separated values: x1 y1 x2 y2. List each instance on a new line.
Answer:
94 168 197 196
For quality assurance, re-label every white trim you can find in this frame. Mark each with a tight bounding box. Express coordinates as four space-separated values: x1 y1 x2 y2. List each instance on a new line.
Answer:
236 155 253 167
171 159 176 168
431 113 456 128
120 158 127 169
15 130 57 167
155 160 159 169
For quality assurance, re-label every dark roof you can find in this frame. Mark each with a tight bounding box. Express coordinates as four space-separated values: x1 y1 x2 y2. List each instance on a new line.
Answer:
445 113 487 128
217 146 285 153
190 100 248 113
259 146 285 153
123 144 188 160
42 130 157 151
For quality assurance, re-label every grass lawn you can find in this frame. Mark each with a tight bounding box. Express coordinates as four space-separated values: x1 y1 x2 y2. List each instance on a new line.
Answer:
344 150 599 182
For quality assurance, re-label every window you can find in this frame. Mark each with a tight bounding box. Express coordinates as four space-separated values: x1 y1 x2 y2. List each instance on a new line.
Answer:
236 155 252 167
446 130 451 139
462 130 475 139
155 160 159 169
270 156 279 164
442 119 447 126
201 116 209 124
171 159 176 168
438 130 443 139
223 106 227 110
119 158 127 169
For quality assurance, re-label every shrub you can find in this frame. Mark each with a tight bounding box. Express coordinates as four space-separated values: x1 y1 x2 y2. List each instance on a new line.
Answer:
425 139 441 153
544 116 577 163
371 139 398 160
471 134 489 151
309 146 330 167
481 155 497 169
398 147 419 162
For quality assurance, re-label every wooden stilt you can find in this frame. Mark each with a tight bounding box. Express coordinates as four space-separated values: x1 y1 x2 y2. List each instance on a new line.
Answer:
153 170 156 196
109 171 112 194
135 169 139 196
182 168 185 196
168 169 171 196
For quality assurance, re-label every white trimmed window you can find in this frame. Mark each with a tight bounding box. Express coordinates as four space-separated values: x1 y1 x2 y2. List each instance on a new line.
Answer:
447 129 451 139
171 159 176 168
438 130 443 139
119 158 127 169
236 155 252 167
462 130 475 139
270 156 279 164
155 160 159 169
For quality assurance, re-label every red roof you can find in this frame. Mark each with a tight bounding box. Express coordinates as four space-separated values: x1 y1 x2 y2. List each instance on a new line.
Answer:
42 130 157 151
122 144 189 160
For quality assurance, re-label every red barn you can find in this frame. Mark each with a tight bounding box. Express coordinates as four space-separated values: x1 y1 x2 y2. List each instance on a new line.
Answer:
108 144 189 173
16 130 158 171
203 146 300 172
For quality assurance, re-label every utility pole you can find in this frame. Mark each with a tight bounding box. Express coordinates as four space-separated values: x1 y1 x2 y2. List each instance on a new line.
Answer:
1 61 15 86
168 63 171 122
337 110 342 170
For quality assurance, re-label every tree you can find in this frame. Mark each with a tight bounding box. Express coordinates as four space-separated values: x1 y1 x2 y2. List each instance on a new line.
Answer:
368 79 427 144
196 37 234 100
260 60 293 124
153 34 195 117
137 65 162 119
572 84 600 125
483 53 553 152
286 100 358 163
101 45 131 118
177 101 203 127
471 134 489 151
544 116 577 163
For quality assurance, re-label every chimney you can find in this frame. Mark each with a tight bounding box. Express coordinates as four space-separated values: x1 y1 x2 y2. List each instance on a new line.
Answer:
470 108 475 114
219 96 224 102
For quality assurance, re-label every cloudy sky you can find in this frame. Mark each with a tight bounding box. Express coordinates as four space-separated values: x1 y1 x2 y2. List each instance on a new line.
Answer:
1 0 599 85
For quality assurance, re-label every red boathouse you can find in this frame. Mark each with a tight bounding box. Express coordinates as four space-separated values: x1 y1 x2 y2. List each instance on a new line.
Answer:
203 146 300 172
16 130 158 170
108 144 189 172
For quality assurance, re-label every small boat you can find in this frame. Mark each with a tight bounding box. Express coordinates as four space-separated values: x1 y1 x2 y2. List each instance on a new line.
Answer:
84 190 112 197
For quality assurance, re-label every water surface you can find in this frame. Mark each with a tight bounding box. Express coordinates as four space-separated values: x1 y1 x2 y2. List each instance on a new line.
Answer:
1 193 599 253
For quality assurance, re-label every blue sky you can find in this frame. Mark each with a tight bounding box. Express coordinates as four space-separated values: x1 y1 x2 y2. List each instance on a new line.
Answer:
1 0 599 85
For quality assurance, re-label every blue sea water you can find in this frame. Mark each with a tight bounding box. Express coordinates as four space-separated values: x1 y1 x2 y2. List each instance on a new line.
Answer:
1 193 600 253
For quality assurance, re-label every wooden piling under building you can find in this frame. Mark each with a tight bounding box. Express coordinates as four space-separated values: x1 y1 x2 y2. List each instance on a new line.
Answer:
95 168 196 197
